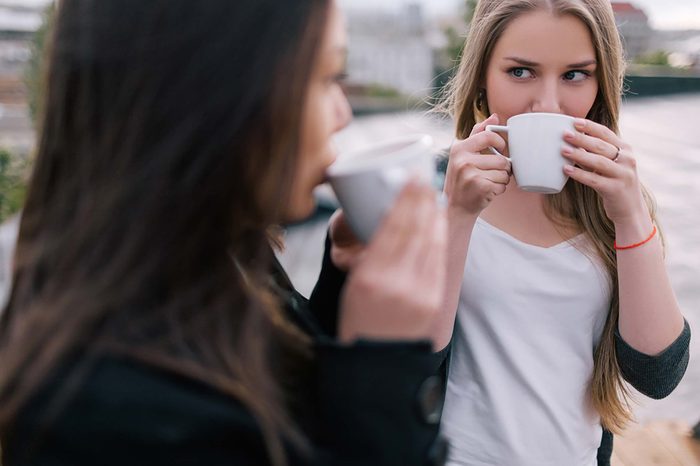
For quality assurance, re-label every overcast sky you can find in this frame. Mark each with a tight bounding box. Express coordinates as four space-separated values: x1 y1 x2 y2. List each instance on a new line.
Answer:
2 0 699 30
339 0 700 30
0 0 48 6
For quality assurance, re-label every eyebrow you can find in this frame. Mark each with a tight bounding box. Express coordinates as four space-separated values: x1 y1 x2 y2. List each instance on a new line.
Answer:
504 57 597 68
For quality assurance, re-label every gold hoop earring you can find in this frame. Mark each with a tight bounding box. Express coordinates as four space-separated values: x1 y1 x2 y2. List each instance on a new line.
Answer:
476 89 486 112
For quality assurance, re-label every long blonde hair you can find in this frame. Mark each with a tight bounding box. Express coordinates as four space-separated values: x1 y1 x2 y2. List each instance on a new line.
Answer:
441 0 661 433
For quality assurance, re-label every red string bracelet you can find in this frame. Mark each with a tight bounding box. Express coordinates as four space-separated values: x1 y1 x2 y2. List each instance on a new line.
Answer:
614 225 657 251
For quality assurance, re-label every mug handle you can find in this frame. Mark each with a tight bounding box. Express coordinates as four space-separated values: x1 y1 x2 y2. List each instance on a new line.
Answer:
485 125 509 158
485 125 508 133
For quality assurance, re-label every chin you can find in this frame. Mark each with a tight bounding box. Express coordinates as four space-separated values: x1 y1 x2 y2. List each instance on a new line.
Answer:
283 197 317 224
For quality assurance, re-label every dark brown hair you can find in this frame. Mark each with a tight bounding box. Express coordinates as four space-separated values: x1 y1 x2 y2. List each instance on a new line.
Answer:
0 0 330 464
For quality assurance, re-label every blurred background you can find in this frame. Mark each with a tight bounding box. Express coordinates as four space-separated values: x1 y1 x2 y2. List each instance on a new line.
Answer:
0 0 698 461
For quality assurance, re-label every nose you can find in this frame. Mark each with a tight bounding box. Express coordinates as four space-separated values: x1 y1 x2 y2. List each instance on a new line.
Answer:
530 78 562 114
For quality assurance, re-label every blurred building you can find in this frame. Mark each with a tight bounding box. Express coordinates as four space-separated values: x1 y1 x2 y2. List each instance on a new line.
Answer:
345 3 435 98
0 213 19 309
0 3 42 103
0 2 43 154
0 3 40 40
612 2 652 60
656 30 700 71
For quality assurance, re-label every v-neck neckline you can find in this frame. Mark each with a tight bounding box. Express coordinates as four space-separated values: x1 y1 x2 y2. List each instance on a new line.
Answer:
476 217 585 251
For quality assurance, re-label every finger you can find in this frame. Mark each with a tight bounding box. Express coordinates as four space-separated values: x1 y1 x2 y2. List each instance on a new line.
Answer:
469 113 500 137
481 169 512 185
493 182 508 196
563 163 612 192
451 149 511 172
331 243 366 271
474 130 507 155
453 130 507 156
464 153 511 174
564 129 618 160
561 146 620 176
573 118 625 152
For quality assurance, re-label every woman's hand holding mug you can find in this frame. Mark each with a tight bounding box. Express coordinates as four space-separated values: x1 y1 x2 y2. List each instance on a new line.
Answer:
561 118 649 227
444 113 512 216
337 180 448 349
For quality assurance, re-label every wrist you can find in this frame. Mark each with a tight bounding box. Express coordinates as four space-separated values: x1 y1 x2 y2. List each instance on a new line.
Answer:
614 213 655 249
447 205 478 228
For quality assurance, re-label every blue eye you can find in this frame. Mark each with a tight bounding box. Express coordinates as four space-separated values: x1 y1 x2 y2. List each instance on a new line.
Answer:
563 70 590 82
509 67 534 79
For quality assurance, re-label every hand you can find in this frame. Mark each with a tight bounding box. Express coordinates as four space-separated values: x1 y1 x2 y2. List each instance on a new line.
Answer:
328 209 365 272
444 113 512 216
562 118 649 226
338 180 448 348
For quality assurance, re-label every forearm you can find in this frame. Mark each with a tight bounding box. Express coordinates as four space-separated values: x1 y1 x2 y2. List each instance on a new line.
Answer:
432 206 477 350
616 216 685 355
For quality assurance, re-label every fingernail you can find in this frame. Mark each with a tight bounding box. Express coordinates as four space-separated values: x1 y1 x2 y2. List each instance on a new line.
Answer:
564 165 574 173
562 146 573 155
574 118 586 128
563 131 575 139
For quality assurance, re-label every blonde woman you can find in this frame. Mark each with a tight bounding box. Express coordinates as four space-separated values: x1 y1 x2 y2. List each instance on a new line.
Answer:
438 0 691 465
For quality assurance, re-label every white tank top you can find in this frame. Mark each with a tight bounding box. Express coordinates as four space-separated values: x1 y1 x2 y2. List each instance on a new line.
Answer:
441 217 611 466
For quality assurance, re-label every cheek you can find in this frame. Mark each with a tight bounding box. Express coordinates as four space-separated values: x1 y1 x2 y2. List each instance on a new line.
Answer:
284 93 324 221
286 84 348 222
301 93 324 152
284 158 317 222
563 82 599 118
297 94 330 184
485 72 528 117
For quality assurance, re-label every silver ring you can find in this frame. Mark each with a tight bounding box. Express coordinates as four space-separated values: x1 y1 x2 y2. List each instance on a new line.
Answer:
612 147 621 162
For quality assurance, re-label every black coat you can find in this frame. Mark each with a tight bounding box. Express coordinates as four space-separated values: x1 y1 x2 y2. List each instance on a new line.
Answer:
3 240 450 466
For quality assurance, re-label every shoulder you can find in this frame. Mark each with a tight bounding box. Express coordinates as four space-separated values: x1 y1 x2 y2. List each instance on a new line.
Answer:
71 355 258 432
7 354 267 465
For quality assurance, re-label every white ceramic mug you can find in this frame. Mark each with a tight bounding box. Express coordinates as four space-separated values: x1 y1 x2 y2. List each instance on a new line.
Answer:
486 112 575 194
326 134 436 243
